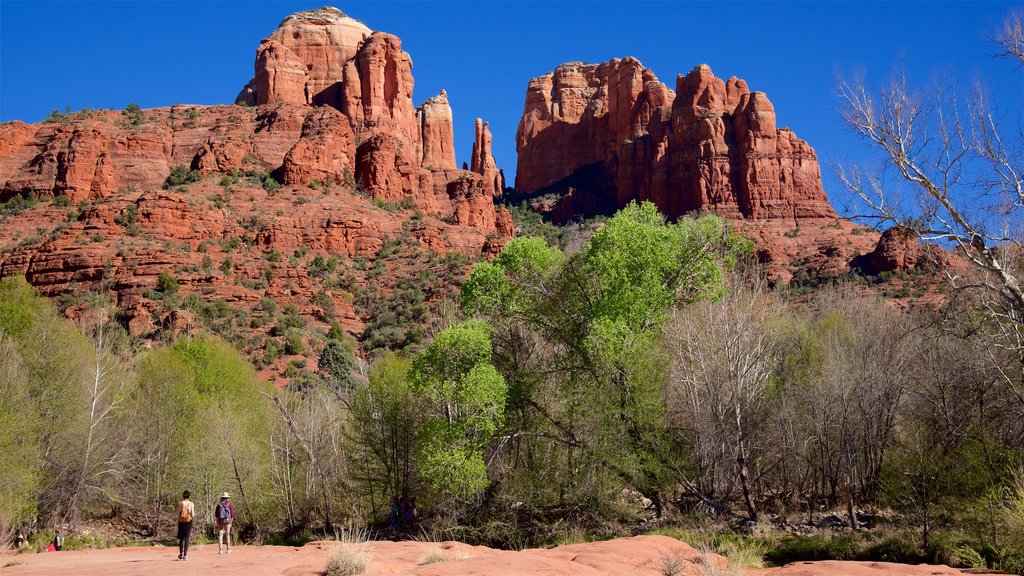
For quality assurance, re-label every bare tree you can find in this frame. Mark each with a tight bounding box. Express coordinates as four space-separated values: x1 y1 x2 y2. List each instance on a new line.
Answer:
837 11 1024 403
996 11 1023 64
664 277 784 520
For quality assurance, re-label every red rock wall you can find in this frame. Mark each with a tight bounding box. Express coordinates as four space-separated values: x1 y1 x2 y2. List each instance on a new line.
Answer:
514 59 835 222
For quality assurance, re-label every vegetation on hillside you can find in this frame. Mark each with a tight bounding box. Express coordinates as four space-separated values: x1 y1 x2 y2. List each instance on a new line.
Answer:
0 201 1022 572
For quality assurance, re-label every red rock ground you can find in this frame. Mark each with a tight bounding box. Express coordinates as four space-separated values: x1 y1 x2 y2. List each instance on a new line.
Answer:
2 535 982 576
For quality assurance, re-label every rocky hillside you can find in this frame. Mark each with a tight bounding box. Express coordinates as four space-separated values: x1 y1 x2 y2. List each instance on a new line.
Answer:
0 7 512 381
0 7 943 381
513 59 892 282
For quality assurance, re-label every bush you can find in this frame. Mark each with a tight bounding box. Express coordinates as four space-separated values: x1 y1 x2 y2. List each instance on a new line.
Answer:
122 103 144 128
0 194 38 215
284 331 305 355
114 204 140 236
164 166 202 188
262 174 281 193
157 271 179 295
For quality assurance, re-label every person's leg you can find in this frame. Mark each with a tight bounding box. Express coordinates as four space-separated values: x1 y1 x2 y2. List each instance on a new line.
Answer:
217 524 223 553
182 522 192 559
177 523 184 559
225 523 232 552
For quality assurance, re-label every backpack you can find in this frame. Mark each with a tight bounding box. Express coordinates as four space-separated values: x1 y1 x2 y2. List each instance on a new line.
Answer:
217 502 231 523
179 501 193 523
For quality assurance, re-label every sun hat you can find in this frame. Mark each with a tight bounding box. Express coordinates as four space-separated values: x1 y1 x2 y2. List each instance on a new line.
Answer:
221 492 230 499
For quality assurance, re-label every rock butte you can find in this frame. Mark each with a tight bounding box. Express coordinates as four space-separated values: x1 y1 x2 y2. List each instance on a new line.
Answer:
0 6 512 348
0 5 931 351
511 58 929 281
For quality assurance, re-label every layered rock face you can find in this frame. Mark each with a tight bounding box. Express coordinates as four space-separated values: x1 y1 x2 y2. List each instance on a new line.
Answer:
471 119 504 198
417 90 457 171
0 7 514 367
514 59 834 223
237 7 372 107
237 8 503 211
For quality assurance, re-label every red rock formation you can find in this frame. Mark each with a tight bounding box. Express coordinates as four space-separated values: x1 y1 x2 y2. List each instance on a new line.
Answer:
417 90 456 171
280 106 356 186
0 6 517 371
340 32 421 156
514 59 835 223
471 118 503 198
237 7 372 107
852 226 946 275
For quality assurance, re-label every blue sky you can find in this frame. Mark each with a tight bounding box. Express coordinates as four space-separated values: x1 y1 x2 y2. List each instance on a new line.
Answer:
2 1 1021 211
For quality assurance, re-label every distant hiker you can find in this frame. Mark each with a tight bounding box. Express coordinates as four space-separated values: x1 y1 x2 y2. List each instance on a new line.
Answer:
389 497 399 530
214 492 234 555
398 496 410 529
400 496 418 528
53 531 64 551
409 497 419 527
176 490 195 560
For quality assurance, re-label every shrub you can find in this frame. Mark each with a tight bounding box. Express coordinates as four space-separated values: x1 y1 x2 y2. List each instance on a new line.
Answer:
0 194 38 215
262 174 281 193
113 204 140 236
284 331 305 355
157 271 179 295
164 166 202 188
122 103 144 128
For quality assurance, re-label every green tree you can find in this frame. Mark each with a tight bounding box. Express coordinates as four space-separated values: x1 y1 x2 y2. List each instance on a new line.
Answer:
319 339 355 394
461 201 750 515
411 320 507 496
347 353 423 520
0 336 40 543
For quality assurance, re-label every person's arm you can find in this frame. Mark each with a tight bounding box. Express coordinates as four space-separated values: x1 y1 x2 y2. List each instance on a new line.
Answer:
229 503 235 520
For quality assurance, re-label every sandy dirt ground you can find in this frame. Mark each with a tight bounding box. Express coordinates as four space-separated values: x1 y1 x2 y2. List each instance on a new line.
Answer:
0 535 984 576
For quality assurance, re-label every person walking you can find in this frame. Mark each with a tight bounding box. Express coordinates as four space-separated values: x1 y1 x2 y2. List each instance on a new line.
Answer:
176 490 195 560
215 492 234 555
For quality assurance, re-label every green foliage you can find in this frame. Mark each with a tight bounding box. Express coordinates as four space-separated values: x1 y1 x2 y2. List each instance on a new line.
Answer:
157 271 179 295
284 331 305 355
319 339 355 393
347 353 423 520
411 320 506 496
0 194 39 215
113 203 140 236
164 165 202 189
459 201 751 515
372 197 417 212
122 103 144 128
0 337 40 540
262 174 281 192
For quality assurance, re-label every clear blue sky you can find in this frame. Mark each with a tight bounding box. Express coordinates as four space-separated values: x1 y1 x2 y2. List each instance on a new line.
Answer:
2 1 1021 209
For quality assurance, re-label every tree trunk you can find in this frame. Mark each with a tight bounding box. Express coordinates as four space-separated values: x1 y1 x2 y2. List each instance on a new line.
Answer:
737 456 757 522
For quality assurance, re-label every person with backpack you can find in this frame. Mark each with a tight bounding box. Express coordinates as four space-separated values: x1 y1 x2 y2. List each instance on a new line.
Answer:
176 490 194 560
214 492 234 555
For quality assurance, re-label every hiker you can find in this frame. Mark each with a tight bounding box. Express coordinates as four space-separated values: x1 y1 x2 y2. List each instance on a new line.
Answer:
176 490 194 561
53 531 64 551
214 492 234 555
389 497 399 530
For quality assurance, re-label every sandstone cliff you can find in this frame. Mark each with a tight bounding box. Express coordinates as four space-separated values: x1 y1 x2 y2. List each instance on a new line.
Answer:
0 7 513 379
512 58 892 282
515 59 833 222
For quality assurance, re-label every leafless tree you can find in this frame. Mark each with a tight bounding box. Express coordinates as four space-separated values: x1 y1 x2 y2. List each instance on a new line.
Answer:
837 11 1024 404
665 277 784 520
